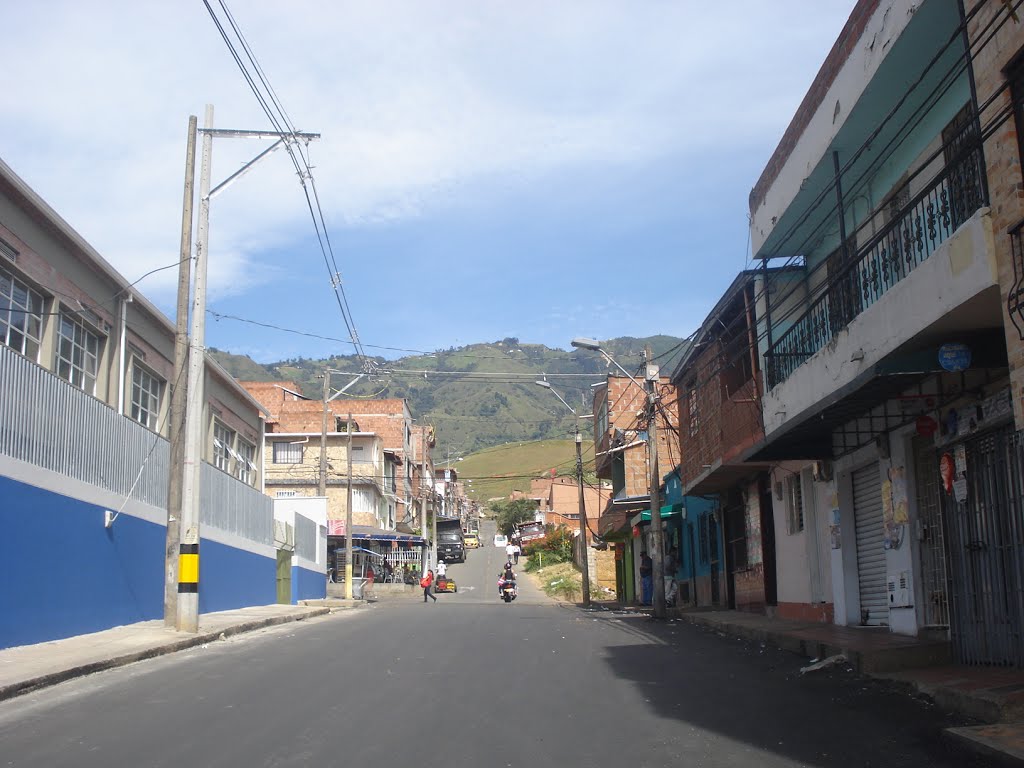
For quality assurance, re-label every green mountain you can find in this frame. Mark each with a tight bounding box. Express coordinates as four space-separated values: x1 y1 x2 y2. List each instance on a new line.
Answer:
210 335 686 455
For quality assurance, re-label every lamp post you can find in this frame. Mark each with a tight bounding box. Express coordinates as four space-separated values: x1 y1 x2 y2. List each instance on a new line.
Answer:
571 338 666 619
535 380 591 607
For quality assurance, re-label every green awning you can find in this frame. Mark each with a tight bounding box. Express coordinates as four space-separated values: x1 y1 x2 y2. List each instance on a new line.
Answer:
630 502 685 527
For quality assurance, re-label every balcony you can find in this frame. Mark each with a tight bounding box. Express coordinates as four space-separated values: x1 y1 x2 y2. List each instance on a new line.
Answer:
764 137 987 390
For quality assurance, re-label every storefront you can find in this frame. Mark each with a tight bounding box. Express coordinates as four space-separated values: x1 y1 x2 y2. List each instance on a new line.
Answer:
327 524 426 584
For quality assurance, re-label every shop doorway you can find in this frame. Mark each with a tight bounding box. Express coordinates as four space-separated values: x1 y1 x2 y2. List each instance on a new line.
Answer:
944 425 1024 665
853 463 888 626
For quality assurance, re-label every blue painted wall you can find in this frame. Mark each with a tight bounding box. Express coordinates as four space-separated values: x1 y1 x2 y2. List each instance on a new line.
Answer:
199 538 276 614
291 565 327 604
0 474 276 650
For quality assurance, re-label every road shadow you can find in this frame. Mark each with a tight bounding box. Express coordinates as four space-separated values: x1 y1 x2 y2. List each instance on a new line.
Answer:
591 611 991 768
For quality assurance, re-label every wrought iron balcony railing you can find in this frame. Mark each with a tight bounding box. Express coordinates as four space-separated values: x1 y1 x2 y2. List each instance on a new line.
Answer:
1008 218 1024 340
764 138 986 390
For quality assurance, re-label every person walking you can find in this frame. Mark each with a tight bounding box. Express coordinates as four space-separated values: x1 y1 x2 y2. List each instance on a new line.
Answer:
421 569 437 603
639 550 653 606
505 541 516 563
512 542 521 564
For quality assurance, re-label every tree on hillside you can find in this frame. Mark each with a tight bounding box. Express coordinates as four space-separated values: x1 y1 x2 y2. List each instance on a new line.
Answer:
488 498 537 536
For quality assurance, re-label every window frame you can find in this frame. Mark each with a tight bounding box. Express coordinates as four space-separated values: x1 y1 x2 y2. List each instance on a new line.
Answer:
55 310 102 394
235 439 255 484
0 265 44 362
273 441 303 465
786 474 805 535
213 421 235 474
128 359 164 431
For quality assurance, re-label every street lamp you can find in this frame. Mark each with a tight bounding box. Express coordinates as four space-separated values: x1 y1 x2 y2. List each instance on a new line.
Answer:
570 338 667 619
535 380 591 607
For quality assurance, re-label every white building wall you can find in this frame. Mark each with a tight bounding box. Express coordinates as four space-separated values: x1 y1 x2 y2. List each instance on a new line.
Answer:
771 462 834 613
763 210 997 436
750 0 919 252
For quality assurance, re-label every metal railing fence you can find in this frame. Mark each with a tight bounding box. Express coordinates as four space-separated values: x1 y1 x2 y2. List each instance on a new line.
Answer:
0 343 271 545
764 137 986 389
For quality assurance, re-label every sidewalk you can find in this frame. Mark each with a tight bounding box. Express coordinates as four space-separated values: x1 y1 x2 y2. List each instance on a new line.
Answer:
661 607 1024 767
0 601 356 702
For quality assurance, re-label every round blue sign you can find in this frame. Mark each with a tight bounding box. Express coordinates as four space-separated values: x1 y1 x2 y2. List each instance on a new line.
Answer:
938 343 971 372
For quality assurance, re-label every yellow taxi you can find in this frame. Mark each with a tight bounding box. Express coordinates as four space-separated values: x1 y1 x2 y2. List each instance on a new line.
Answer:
463 532 480 549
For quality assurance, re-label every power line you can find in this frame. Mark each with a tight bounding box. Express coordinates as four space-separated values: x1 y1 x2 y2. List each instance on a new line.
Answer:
202 0 368 367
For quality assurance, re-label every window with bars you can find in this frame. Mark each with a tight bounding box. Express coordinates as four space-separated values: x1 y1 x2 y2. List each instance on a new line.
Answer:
273 441 303 464
55 311 101 393
0 267 44 362
786 474 805 534
129 362 163 430
213 422 235 473
688 388 699 437
235 440 255 484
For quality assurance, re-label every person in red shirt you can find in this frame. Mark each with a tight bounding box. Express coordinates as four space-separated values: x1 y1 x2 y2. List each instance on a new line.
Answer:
421 569 437 603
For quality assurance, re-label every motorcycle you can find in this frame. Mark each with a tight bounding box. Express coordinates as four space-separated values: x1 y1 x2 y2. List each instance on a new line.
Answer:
499 578 517 603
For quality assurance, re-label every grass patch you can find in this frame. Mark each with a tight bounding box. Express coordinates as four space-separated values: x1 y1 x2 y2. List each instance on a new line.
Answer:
531 561 586 602
460 439 577 501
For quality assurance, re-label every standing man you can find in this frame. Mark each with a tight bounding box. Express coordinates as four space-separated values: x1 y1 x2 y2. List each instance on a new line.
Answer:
639 550 653 606
512 541 521 565
505 540 516 564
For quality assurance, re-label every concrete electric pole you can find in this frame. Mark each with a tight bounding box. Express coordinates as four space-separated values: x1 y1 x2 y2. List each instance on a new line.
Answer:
176 105 214 633
319 371 330 496
645 345 667 620
164 114 197 627
169 104 321 632
345 414 354 600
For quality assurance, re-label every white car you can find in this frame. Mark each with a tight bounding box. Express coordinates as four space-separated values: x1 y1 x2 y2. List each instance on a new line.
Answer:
494 534 508 548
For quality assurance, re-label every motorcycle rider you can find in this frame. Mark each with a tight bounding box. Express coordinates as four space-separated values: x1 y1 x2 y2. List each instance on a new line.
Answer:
498 561 517 598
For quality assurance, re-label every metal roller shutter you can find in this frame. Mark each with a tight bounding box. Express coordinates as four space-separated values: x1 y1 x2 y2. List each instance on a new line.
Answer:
853 464 888 627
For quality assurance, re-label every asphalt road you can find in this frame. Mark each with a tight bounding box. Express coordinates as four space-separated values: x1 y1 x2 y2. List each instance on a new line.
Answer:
0 522 998 767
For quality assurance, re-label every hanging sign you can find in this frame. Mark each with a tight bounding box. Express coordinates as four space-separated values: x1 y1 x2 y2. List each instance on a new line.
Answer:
915 415 938 437
938 343 971 372
953 476 968 504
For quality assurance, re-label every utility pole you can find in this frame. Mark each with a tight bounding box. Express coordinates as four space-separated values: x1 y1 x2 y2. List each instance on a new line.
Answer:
645 345 667 619
345 413 354 600
575 416 592 607
421 426 429 574
171 106 321 631
319 371 330 496
164 114 196 627
177 105 214 633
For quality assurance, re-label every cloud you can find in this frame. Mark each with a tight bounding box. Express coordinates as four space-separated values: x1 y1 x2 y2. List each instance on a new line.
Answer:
1 1 849 329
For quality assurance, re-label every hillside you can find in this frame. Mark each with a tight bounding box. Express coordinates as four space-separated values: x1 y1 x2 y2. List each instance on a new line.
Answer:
457 438 599 503
210 335 686 456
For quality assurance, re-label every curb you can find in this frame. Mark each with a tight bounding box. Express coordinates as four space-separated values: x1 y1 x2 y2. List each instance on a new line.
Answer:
944 725 1024 767
0 607 331 703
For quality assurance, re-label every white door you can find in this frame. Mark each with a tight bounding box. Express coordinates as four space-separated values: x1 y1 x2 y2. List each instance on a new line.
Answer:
853 464 888 626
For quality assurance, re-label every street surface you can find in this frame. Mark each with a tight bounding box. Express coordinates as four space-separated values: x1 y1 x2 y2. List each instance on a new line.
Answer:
0 522 997 767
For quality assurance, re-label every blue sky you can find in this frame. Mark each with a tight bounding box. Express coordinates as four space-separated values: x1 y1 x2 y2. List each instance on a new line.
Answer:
2 1 853 362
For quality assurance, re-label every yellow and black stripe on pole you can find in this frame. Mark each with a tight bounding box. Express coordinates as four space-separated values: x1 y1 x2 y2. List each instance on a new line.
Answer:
178 543 199 594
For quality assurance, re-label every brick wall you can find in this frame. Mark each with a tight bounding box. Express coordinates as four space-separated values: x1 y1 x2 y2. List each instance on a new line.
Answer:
734 564 767 613
969 0 1024 427
593 549 617 592
777 601 835 623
